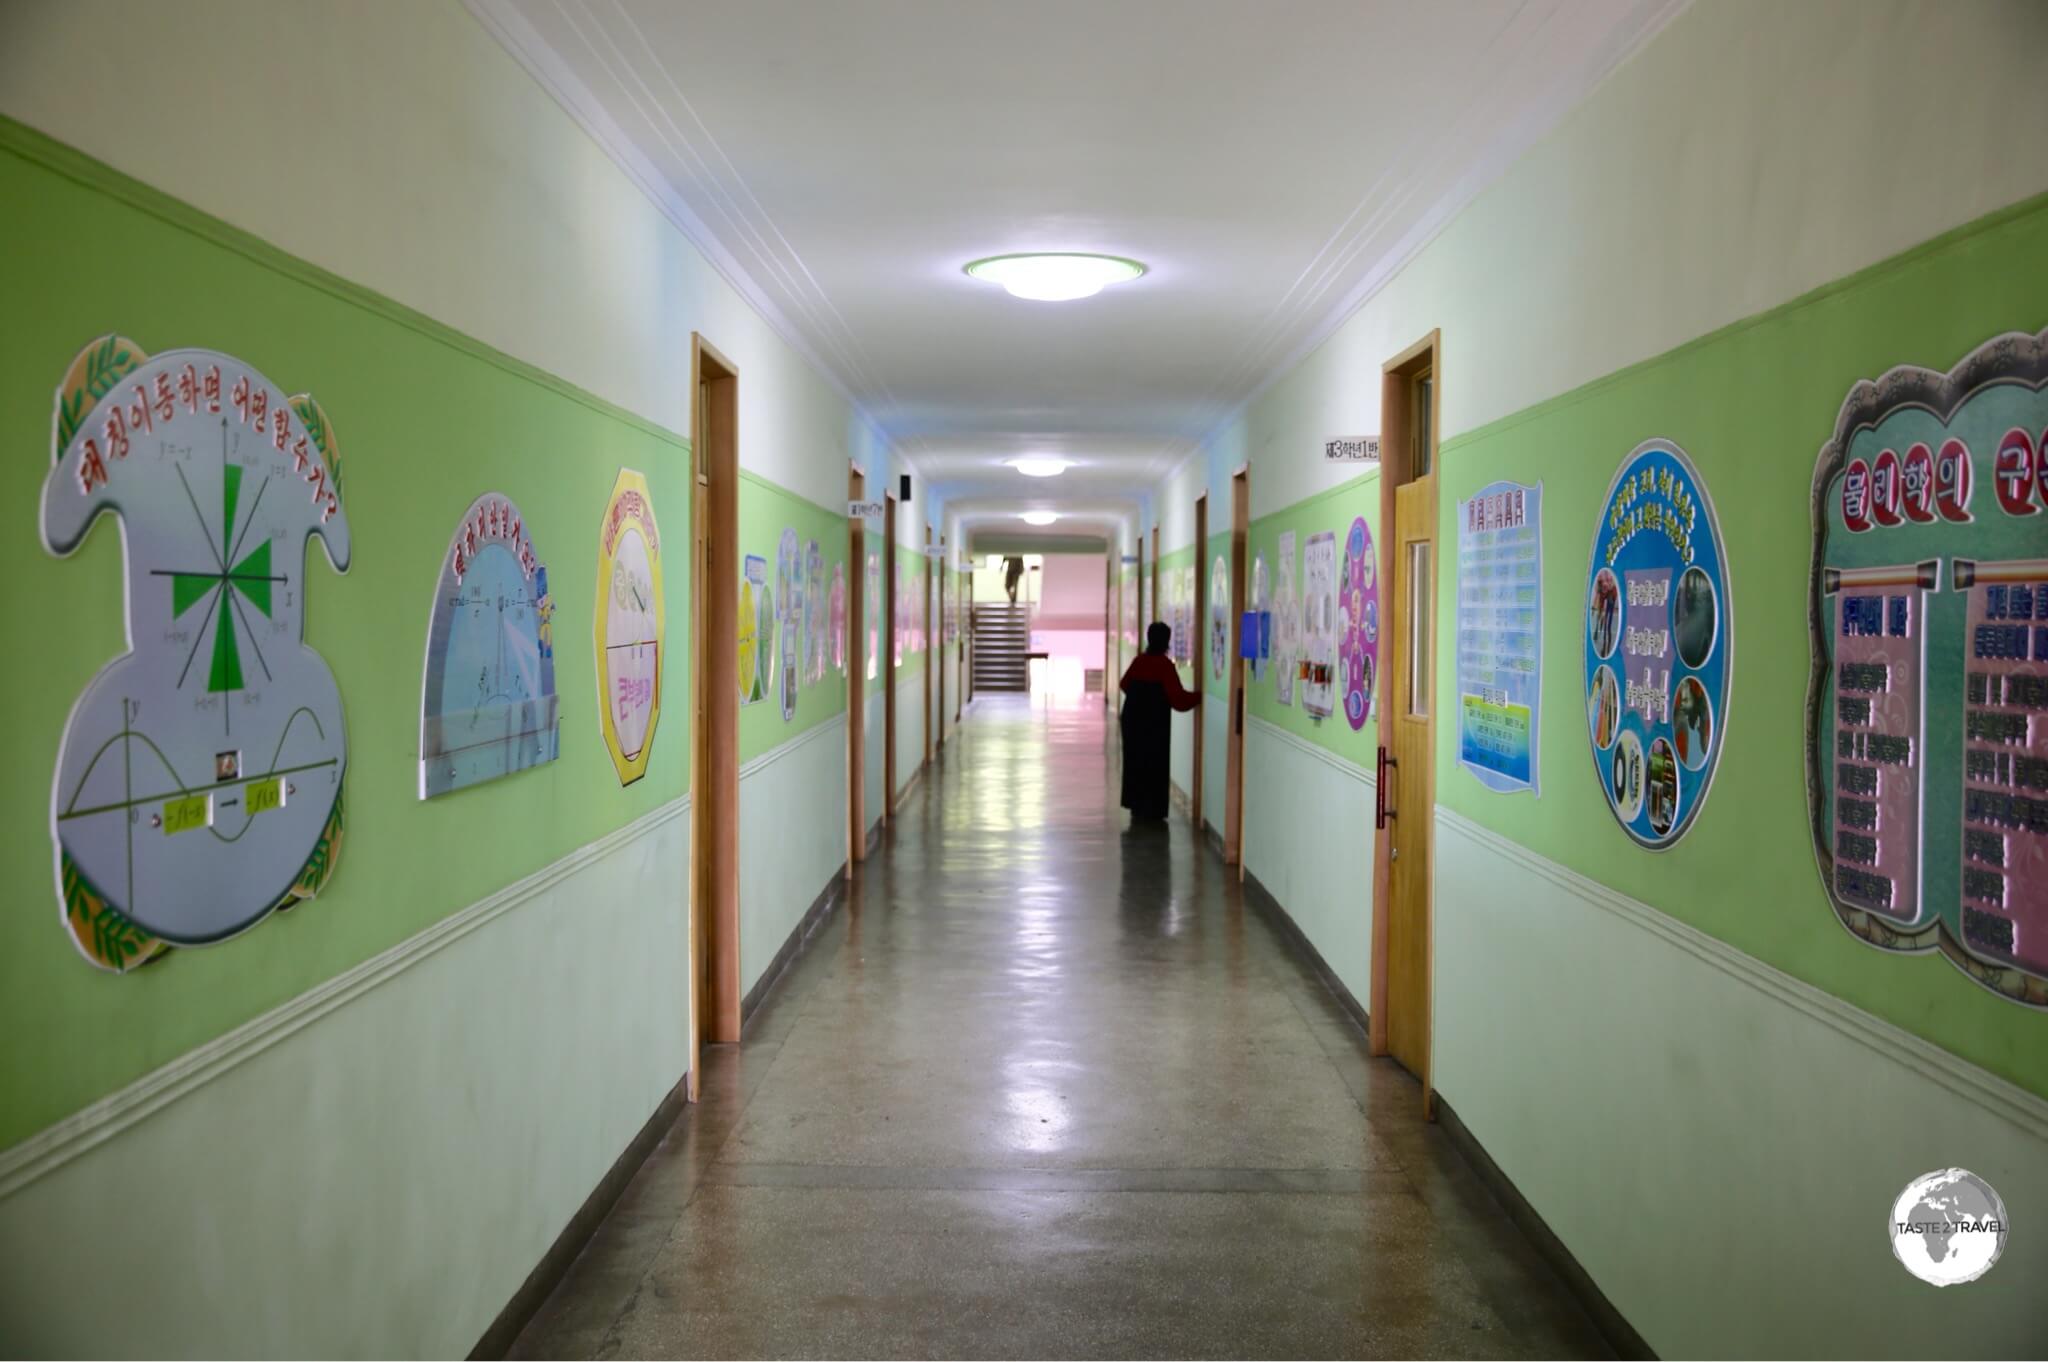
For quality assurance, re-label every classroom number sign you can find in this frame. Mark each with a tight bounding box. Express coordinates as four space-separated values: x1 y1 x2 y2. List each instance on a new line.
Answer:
1583 441 1732 848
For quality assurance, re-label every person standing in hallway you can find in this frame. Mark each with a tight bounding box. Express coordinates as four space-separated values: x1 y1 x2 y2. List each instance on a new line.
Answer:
1118 621 1200 822
1004 554 1025 604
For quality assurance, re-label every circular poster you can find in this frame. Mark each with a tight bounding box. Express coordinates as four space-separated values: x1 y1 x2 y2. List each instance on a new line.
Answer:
1210 555 1230 680
1340 515 1379 730
593 469 663 785
1583 440 1732 847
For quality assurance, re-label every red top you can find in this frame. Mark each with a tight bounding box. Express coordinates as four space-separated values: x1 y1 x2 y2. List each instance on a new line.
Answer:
1119 652 1201 711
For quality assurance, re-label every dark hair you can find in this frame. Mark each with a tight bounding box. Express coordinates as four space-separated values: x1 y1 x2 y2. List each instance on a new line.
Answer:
1146 621 1171 654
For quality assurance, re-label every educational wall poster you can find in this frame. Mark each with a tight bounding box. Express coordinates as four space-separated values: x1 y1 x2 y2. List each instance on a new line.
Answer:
1300 530 1338 719
421 492 559 798
866 551 880 681
593 469 663 786
1210 554 1230 681
830 561 847 674
740 553 770 705
1805 327 2048 1007
1168 567 1187 663
1339 516 1380 731
805 538 825 684
1584 441 1730 848
41 338 350 970
1248 553 1271 682
1457 481 1543 793
1274 530 1298 706
777 528 800 721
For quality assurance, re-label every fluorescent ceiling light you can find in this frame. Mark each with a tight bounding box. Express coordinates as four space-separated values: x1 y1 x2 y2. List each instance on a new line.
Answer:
1020 511 1060 526
965 253 1145 302
1010 457 1071 478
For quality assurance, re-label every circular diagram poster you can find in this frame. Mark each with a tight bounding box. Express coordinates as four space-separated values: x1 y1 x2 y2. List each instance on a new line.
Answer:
1583 440 1732 848
40 338 351 968
594 469 663 785
1340 515 1380 730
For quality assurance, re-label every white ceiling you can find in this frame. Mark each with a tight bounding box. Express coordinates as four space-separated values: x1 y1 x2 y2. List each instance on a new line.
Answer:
474 0 1681 520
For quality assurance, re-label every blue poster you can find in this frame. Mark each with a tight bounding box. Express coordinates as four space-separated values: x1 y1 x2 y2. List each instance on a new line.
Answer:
1457 481 1542 793
1583 442 1731 847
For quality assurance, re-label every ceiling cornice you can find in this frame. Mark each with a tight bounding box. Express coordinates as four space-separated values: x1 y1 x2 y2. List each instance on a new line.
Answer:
462 0 928 487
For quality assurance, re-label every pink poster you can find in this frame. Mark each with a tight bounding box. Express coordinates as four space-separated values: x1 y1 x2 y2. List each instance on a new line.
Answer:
1339 516 1379 730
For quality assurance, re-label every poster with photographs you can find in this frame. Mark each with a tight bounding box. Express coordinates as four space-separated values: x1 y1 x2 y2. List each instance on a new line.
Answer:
1805 327 2048 1007
1301 530 1338 719
777 528 801 720
1339 516 1379 731
1210 555 1230 682
1584 441 1730 847
1248 552 1271 682
805 538 825 683
1274 530 1298 706
830 561 847 675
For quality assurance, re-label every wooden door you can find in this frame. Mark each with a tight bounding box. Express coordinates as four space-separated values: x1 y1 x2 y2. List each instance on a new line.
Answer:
1224 470 1249 866
884 494 897 817
690 335 741 1053
847 467 866 861
1372 333 1440 1114
1191 494 1208 827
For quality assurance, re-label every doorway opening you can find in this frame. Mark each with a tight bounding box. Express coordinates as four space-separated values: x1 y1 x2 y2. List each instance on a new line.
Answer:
884 493 897 819
923 524 934 767
935 535 947 747
847 465 866 863
1149 526 1160 634
1224 468 1249 867
690 335 741 1076
1190 492 1208 829
1370 329 1441 1117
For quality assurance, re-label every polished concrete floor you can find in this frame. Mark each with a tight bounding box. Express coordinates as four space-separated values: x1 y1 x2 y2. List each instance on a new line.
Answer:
510 695 1608 1359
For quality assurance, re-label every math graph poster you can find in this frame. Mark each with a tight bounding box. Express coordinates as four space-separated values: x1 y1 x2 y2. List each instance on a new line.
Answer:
593 469 663 786
41 338 350 969
1457 482 1541 793
1806 327 2048 1007
1583 442 1729 848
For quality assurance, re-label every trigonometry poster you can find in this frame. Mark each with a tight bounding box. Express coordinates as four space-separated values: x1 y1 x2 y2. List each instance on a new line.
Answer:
1274 530 1297 706
1339 516 1379 731
1584 441 1730 847
41 337 349 969
1457 481 1542 793
740 553 768 705
593 468 663 786
1301 530 1337 719
1806 326 2048 1006
420 492 559 798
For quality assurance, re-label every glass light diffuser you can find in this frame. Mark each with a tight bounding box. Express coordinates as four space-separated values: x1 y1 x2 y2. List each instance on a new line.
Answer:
1010 457 1071 478
1020 511 1060 526
965 253 1145 302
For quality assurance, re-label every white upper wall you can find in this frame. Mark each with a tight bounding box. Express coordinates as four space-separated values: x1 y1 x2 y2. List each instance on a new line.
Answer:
0 0 904 514
1155 0 2048 541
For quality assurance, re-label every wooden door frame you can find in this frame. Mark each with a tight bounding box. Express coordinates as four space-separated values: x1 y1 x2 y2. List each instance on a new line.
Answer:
1191 492 1208 829
1224 467 1249 868
1104 554 1115 709
883 493 897 818
923 525 934 767
1368 328 1442 1116
689 334 742 1073
847 465 866 863
935 535 947 746
1149 526 1160 632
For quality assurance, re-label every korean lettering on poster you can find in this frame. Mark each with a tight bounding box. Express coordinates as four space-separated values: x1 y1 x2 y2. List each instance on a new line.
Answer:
1583 442 1731 848
1807 327 2048 1008
1457 481 1542 793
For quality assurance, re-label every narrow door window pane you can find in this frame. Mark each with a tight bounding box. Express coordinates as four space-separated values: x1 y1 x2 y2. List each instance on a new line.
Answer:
1407 541 1430 717
1412 370 1434 478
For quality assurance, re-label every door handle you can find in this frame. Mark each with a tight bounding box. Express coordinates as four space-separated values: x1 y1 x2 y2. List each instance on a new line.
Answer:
1376 745 1397 830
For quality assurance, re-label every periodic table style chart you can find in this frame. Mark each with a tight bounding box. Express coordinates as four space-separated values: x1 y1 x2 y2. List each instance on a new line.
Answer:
1807 327 2048 1008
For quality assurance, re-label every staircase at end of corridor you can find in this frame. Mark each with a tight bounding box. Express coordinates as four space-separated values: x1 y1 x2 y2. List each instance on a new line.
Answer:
971 602 1031 692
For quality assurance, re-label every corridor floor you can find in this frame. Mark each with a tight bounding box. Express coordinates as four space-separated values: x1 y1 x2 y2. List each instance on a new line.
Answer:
510 696 1609 1359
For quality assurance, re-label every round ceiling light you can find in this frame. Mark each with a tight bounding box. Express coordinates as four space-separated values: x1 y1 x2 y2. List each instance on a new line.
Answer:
1019 511 1060 526
1010 457 1071 478
965 253 1145 302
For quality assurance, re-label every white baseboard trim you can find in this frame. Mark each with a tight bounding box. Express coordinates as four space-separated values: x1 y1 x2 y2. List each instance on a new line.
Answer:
1436 806 2048 1143
1247 714 1374 787
737 711 846 781
0 794 691 1201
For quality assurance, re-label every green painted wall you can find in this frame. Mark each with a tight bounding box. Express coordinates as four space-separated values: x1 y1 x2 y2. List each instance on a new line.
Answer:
0 120 692 1147
1244 472 1382 766
736 470 847 763
892 544 927 678
1431 194 2048 1097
